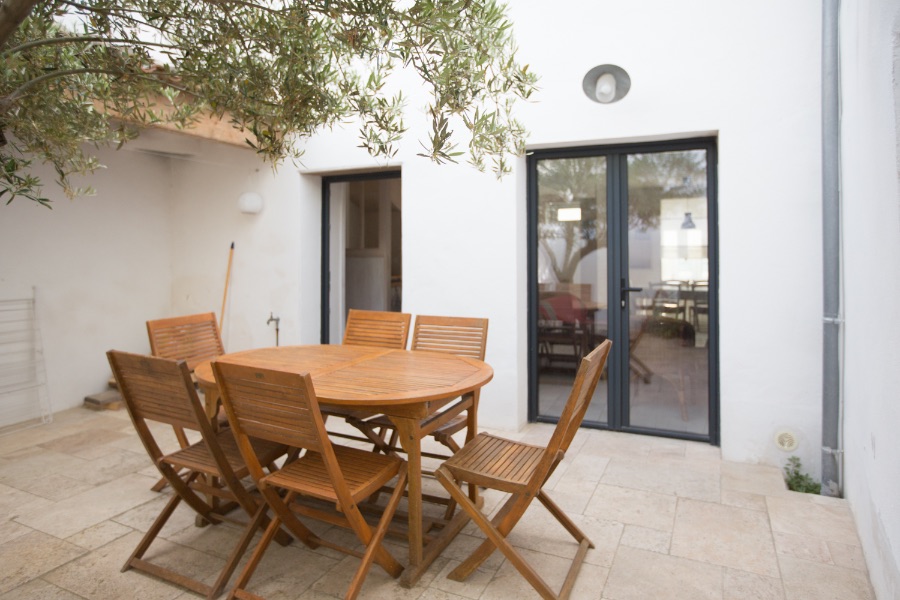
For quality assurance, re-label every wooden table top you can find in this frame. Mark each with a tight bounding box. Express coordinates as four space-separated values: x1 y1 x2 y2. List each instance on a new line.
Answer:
194 344 493 408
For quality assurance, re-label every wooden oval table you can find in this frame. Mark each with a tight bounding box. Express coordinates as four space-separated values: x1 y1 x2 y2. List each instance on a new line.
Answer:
194 344 493 586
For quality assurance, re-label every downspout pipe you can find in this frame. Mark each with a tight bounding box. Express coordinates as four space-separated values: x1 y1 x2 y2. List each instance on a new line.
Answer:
821 0 843 497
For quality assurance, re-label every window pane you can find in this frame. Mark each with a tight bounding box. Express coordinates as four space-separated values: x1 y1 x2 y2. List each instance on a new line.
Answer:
536 156 609 424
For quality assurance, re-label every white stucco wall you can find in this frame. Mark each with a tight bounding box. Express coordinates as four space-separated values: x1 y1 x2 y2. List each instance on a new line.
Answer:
0 147 173 412
840 0 900 596
509 0 825 468
286 1 827 454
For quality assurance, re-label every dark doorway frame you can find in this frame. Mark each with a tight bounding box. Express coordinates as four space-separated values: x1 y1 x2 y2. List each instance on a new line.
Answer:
526 138 720 445
320 169 402 343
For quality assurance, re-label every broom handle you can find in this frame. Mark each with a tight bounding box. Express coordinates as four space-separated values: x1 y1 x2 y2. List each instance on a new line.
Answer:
219 242 234 330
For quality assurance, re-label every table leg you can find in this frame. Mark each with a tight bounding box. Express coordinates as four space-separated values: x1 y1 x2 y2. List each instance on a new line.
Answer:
198 380 222 525
465 390 480 505
392 417 423 567
393 413 475 587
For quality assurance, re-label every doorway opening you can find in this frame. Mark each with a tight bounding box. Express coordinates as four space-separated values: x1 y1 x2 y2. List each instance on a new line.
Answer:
527 138 718 444
321 171 402 343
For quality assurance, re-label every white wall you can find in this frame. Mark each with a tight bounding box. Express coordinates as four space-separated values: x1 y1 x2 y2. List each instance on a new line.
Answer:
840 0 900 596
0 146 173 411
163 0 828 453
509 0 825 468
162 137 318 352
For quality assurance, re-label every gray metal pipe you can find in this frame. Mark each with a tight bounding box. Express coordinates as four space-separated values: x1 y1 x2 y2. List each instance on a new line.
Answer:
821 0 842 497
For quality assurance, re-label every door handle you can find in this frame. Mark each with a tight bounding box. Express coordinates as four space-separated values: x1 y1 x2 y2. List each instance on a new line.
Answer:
620 278 643 308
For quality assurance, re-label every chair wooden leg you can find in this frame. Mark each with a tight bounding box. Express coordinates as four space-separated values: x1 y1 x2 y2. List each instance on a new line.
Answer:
208 502 270 599
345 466 407 599
227 510 285 600
435 467 558 600
536 490 594 549
123 488 185 571
258 488 321 549
446 486 532 580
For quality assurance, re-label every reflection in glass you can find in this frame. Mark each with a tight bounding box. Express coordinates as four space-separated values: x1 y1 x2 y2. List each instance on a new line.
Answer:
535 157 609 424
627 151 709 435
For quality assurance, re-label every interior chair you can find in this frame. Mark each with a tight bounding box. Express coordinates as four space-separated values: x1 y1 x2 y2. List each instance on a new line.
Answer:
434 339 612 600
212 361 408 600
691 280 709 334
107 350 290 600
324 309 412 451
649 281 688 321
145 311 227 491
537 293 592 372
360 315 489 458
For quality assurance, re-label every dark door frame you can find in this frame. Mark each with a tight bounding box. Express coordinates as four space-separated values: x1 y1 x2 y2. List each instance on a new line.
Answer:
526 137 720 445
320 169 402 344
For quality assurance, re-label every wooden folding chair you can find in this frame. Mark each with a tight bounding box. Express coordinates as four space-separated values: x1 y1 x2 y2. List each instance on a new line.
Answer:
341 308 412 349
434 339 612 600
145 312 227 491
324 309 412 452
107 350 289 600
362 315 489 458
146 312 225 373
212 361 408 600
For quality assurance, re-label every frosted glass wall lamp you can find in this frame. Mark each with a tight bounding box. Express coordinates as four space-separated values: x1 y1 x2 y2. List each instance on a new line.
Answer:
238 191 264 214
582 64 631 104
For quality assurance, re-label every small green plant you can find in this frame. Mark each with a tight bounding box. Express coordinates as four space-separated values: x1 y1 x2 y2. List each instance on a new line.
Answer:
783 456 822 494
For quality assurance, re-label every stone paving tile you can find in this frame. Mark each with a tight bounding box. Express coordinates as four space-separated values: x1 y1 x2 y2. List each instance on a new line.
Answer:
671 498 779 578
0 530 86 594
42 531 208 600
600 455 721 502
585 483 677 531
15 473 158 539
723 569 785 600
603 545 723 600
0 577 87 600
767 493 861 546
0 408 881 600
778 554 876 600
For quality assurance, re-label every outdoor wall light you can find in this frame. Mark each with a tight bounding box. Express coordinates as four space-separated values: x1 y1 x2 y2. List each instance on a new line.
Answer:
238 191 264 214
582 64 631 104
681 212 697 229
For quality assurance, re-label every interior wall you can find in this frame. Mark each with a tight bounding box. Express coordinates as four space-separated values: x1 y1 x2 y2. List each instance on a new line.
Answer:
839 0 900 596
0 147 173 411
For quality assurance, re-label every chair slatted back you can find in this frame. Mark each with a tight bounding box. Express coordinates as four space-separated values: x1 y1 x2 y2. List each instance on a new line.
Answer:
213 362 327 454
411 315 488 360
108 350 204 432
342 309 411 349
550 339 612 454
535 340 612 483
147 312 224 371
213 361 358 510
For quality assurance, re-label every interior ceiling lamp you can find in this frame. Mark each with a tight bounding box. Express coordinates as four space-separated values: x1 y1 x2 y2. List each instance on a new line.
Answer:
582 64 631 104
238 191 264 214
557 207 582 222
681 212 697 229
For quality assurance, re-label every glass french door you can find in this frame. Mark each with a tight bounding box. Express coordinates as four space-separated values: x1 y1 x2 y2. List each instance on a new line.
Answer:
528 139 718 442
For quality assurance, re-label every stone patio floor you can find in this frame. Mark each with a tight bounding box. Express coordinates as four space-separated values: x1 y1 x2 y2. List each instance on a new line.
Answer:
0 407 877 599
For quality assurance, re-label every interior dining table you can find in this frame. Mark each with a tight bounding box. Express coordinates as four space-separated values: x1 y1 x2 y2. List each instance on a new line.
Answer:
193 343 494 587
